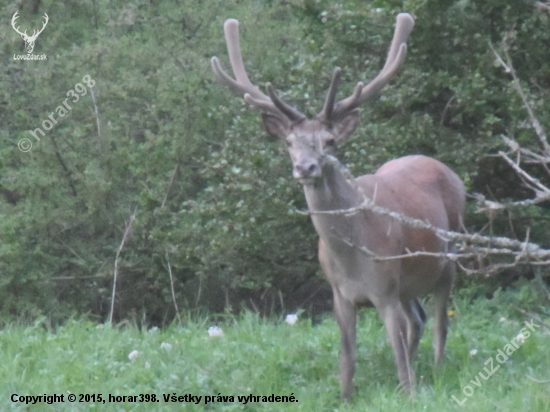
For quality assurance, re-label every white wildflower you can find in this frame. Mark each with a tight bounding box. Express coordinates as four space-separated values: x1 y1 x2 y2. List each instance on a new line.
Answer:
499 317 506 323
516 332 526 343
128 350 139 361
145 361 151 369
469 349 478 356
160 342 172 351
208 326 224 337
285 314 298 325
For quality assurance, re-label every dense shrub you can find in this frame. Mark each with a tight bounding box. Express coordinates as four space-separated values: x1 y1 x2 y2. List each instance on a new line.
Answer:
0 0 548 323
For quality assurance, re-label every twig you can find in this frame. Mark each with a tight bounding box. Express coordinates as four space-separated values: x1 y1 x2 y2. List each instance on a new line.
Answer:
249 298 260 314
499 151 550 194
333 222 543 276
297 284 325 308
49 135 78 197
526 375 550 384
534 268 550 301
292 38 550 274
474 133 550 213
491 38 549 152
50 274 108 280
54 235 86 262
304 157 549 253
488 41 511 73
160 163 179 209
165 253 182 325
535 2 550 13
294 155 550 273
90 87 101 138
196 277 202 307
109 207 137 324
515 307 550 331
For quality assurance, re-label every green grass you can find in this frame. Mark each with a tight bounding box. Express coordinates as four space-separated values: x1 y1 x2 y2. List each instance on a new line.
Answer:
1 294 549 411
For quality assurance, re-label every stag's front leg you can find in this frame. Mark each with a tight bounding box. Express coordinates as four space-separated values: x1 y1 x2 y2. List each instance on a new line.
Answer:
332 288 357 401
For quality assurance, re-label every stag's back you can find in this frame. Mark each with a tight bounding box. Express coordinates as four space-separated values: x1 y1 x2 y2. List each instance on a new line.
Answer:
364 155 465 232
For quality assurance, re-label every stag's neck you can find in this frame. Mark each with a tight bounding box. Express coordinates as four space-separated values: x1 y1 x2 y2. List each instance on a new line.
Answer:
302 158 369 248
303 159 360 212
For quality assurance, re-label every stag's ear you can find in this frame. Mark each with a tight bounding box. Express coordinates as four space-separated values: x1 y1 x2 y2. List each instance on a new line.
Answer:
334 109 360 142
261 112 289 140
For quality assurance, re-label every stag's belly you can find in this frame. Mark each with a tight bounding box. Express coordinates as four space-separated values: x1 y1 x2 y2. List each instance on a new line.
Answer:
319 239 404 306
319 237 449 306
399 255 447 300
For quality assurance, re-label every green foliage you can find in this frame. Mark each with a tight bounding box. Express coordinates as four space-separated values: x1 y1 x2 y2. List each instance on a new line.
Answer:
0 0 549 322
0 0 326 322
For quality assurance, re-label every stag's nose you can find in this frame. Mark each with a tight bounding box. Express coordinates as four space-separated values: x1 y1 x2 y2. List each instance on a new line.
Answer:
293 160 321 181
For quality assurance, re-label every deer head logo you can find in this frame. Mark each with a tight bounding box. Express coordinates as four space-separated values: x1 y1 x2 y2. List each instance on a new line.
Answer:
11 11 49 54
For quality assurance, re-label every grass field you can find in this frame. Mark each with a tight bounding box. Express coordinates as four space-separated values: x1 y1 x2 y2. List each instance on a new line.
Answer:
1 291 549 411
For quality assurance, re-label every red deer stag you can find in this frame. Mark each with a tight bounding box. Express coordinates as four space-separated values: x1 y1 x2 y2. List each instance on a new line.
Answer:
211 13 465 400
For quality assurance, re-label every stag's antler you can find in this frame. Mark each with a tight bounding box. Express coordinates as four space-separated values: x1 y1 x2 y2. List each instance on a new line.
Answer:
211 19 306 123
318 13 415 122
212 14 414 125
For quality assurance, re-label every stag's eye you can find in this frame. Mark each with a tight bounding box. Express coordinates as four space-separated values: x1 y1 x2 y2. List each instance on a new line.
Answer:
325 138 336 147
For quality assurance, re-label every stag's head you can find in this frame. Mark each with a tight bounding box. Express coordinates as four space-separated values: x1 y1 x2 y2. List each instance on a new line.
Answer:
212 14 414 185
11 11 49 54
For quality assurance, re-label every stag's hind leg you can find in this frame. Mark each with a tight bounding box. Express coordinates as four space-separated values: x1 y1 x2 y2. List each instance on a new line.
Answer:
377 298 415 394
403 298 426 360
433 261 455 365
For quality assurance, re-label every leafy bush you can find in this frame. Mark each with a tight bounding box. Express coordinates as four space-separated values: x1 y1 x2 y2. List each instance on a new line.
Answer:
0 0 548 323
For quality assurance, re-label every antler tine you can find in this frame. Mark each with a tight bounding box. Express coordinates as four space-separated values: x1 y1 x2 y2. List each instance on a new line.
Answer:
381 13 413 73
211 19 305 122
266 83 306 121
223 19 265 101
317 67 342 122
242 84 305 121
331 13 415 120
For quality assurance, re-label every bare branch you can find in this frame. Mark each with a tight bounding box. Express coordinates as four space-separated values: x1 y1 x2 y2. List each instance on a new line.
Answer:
535 2 550 14
474 192 549 212
109 207 138 324
488 41 511 73
294 155 550 272
526 375 550 384
515 306 550 330
499 150 550 195
491 38 549 153
90 87 101 138
165 253 182 325
160 163 179 210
